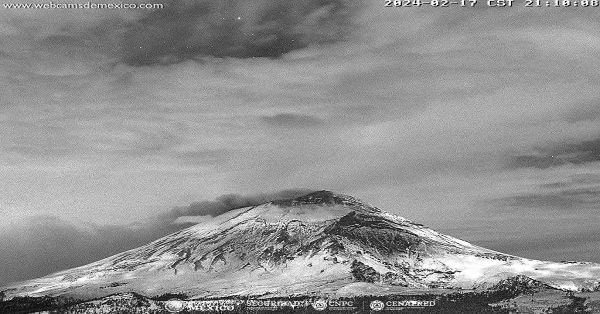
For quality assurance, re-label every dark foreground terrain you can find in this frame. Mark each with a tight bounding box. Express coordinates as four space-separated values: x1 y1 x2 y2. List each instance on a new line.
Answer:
1 286 597 313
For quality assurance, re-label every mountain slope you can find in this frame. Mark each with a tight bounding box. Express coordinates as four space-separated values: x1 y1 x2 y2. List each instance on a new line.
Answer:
3 191 600 301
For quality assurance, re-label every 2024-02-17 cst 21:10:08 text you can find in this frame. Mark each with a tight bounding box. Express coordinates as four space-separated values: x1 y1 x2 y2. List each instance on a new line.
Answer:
384 0 600 7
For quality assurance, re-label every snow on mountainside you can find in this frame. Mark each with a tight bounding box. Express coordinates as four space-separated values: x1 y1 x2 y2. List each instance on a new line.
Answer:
2 191 600 301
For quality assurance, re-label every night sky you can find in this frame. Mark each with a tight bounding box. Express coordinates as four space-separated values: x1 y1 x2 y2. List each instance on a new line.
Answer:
2 0 600 284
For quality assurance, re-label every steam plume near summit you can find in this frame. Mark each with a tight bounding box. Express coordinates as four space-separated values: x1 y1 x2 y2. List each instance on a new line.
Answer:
166 189 315 218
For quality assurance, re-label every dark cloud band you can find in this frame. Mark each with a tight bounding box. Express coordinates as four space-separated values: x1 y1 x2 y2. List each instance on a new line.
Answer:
261 113 324 128
507 137 600 169
120 0 357 66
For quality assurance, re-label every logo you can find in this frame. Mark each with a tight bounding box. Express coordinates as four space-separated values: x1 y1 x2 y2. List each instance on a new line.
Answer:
246 299 311 310
370 300 385 311
164 299 185 313
312 299 328 311
163 299 238 312
327 299 355 311
386 300 436 308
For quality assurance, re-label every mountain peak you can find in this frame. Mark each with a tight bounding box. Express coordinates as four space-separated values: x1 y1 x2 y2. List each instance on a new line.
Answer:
272 190 374 209
4 191 600 304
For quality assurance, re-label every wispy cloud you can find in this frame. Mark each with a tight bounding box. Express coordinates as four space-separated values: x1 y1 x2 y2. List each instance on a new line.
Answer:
490 173 600 210
494 187 600 210
261 113 324 128
507 138 600 169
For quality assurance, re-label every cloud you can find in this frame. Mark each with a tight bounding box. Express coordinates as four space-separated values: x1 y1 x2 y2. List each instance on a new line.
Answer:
3 0 600 270
0 215 189 285
174 149 230 166
460 227 600 263
261 113 324 128
540 174 600 189
491 174 600 210
494 188 600 210
507 137 600 169
120 0 357 66
563 99 600 123
554 138 600 164
167 189 314 217
0 189 312 285
507 155 565 170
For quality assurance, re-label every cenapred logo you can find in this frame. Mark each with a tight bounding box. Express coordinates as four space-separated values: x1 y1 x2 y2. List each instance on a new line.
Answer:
370 300 385 311
164 299 185 313
312 299 328 311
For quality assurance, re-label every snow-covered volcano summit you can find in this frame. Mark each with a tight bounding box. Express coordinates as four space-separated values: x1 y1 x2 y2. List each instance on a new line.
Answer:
3 191 600 300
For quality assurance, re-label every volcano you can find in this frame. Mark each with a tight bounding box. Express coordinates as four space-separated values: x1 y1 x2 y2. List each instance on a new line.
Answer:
2 191 600 312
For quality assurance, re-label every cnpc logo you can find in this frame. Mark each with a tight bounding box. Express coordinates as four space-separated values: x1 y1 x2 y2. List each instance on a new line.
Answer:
370 300 385 311
328 299 354 307
312 298 354 311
